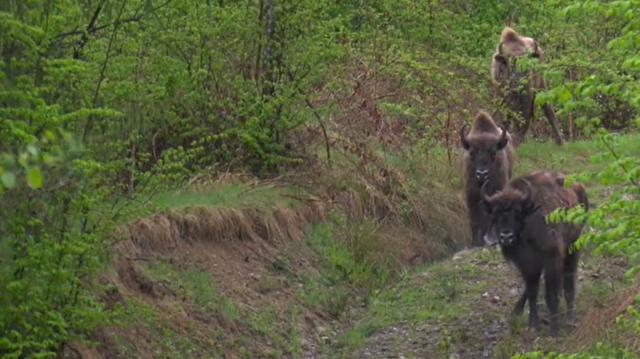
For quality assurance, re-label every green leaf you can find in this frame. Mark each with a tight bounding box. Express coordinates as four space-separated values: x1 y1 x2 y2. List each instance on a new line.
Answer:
26 166 43 189
26 144 38 156
0 171 17 188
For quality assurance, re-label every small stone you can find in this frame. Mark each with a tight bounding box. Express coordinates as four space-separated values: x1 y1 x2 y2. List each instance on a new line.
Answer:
300 338 310 350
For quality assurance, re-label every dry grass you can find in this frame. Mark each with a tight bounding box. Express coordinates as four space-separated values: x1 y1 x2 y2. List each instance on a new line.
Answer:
568 283 640 352
118 203 324 254
318 137 469 265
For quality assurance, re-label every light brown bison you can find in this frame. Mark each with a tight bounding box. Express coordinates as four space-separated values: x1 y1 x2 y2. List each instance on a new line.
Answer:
491 26 564 147
480 169 589 337
460 110 516 247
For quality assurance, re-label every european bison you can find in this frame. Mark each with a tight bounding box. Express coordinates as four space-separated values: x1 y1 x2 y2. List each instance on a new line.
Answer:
460 110 516 247
480 170 589 337
491 26 564 147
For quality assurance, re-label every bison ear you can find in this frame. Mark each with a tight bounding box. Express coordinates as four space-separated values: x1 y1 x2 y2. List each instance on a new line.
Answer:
522 199 540 217
461 138 470 151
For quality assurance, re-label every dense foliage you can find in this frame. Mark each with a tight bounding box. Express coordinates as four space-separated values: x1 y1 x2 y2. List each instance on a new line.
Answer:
0 0 638 357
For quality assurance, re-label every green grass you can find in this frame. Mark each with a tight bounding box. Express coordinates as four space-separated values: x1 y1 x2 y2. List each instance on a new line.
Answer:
516 133 640 181
150 181 303 210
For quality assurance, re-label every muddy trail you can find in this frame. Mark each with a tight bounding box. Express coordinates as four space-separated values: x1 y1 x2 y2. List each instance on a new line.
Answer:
314 247 631 359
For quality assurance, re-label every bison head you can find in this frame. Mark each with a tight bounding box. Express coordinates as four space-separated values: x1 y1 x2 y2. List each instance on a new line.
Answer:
460 124 509 185
491 27 544 88
479 178 540 246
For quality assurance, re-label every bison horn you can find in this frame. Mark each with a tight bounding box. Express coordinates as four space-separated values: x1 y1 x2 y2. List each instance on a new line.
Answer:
499 125 507 142
459 124 467 142
480 180 492 203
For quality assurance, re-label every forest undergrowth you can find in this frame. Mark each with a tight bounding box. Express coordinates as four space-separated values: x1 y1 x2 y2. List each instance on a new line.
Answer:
1 0 640 358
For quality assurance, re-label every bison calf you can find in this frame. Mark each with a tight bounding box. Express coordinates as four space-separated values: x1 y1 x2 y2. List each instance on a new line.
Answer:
460 110 516 247
480 170 588 337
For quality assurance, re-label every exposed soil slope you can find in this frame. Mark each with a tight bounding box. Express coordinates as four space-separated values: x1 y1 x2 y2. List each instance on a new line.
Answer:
79 202 332 359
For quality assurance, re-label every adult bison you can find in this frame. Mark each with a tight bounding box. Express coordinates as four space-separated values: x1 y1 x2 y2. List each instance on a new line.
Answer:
460 110 515 247
490 26 564 147
480 170 589 337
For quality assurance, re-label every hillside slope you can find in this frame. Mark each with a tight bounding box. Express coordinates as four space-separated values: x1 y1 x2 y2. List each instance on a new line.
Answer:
67 134 640 359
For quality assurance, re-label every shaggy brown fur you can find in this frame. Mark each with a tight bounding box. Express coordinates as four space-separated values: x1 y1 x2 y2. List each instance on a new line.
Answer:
460 110 516 247
490 26 564 147
480 170 589 337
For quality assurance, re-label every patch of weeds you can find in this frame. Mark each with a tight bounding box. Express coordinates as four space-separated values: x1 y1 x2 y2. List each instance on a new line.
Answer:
140 259 241 323
269 254 295 277
299 274 351 319
109 332 139 358
246 304 302 358
151 182 301 210
505 312 527 336
493 336 521 359
431 272 464 302
253 273 285 294
330 317 381 351
449 326 470 344
114 297 220 358
154 324 202 358
435 329 453 357
321 286 350 319
301 218 397 319
304 216 396 290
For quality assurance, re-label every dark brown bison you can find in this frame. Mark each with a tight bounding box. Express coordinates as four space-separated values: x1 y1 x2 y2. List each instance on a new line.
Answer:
480 170 589 337
491 26 564 147
460 110 516 247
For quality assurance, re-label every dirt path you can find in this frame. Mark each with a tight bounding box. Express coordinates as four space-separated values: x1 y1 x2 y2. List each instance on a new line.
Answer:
317 247 629 359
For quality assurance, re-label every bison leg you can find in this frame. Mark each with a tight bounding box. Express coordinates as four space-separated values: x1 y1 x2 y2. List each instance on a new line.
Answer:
472 226 486 247
467 207 486 248
542 103 564 146
514 92 534 146
544 262 562 337
524 274 541 332
563 249 580 326
505 91 532 147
